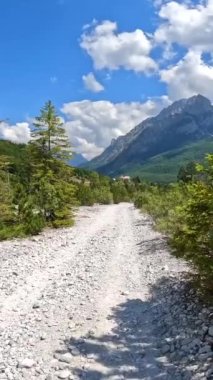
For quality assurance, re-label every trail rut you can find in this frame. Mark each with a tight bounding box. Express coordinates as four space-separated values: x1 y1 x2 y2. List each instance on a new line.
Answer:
0 204 210 380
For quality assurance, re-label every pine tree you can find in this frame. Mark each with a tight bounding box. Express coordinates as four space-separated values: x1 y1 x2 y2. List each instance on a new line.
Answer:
31 100 71 162
26 101 76 228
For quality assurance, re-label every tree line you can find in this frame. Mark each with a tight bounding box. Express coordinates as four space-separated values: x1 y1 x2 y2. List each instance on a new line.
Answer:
0 101 77 239
1 101 212 295
0 101 140 240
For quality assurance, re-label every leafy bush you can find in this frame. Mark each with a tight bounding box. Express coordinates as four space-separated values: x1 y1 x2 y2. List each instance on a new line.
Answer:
134 155 213 293
92 188 113 205
77 185 95 206
171 156 213 291
111 180 130 204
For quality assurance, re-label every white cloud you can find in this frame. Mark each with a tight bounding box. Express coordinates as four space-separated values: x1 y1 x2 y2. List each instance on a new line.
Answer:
155 0 213 52
61 98 169 159
82 19 97 31
80 20 157 74
0 122 31 144
160 50 213 100
82 72 104 92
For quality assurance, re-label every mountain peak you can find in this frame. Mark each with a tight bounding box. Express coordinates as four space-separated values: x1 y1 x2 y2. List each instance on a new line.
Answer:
186 94 210 104
184 94 212 115
159 94 212 119
85 94 213 175
185 94 211 108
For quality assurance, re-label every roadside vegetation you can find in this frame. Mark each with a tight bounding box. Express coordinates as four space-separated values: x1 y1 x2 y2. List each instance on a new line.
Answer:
74 169 140 206
0 101 140 240
0 101 212 295
134 155 213 294
0 101 77 239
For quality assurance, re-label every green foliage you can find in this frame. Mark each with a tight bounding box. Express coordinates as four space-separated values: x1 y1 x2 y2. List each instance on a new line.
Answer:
128 138 213 183
77 185 95 206
0 101 77 239
26 101 76 229
74 169 139 206
92 187 113 205
135 184 187 233
171 155 213 291
32 100 71 161
0 156 15 229
0 140 26 160
0 176 14 226
134 155 213 293
177 161 197 183
75 170 113 206
111 180 130 204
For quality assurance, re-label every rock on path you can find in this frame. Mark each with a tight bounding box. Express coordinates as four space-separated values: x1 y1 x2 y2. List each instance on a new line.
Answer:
0 203 212 380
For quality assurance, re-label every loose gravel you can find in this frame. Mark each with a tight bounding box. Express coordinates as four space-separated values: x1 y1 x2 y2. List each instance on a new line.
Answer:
0 203 212 380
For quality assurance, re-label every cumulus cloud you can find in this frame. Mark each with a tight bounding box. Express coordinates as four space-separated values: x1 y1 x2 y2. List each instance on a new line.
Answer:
80 20 157 74
61 98 169 159
0 122 31 144
82 72 104 92
155 0 213 52
160 50 213 100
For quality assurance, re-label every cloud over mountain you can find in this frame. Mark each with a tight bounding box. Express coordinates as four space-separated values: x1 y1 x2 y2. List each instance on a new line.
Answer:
160 50 213 100
62 97 169 159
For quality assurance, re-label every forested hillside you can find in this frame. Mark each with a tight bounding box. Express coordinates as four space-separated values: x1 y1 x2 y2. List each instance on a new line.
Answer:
128 138 213 183
0 140 26 158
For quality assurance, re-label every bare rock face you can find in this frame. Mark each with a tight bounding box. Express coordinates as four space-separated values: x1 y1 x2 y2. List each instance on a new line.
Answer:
85 94 213 175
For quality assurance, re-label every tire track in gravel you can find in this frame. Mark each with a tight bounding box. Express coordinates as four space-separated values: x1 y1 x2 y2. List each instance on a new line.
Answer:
0 204 189 380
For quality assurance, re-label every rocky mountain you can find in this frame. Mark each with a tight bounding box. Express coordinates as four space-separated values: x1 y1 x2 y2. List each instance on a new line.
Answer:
85 95 213 176
86 118 151 171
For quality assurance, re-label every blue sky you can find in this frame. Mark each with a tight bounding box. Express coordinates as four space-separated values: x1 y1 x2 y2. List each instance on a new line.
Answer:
0 0 163 120
0 0 213 158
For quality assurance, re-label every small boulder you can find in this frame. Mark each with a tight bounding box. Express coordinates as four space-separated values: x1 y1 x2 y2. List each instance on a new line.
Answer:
57 370 71 379
18 358 35 369
58 352 72 364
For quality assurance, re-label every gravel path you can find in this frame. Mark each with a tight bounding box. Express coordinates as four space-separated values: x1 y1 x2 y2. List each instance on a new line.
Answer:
0 203 212 380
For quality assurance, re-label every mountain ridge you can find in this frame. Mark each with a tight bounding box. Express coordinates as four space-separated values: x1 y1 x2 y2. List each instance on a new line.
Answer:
84 94 213 177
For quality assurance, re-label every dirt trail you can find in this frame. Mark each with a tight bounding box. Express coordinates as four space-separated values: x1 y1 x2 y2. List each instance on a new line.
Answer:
0 204 203 380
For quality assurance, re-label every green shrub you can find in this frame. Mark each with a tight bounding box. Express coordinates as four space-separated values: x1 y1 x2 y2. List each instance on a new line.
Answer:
92 188 113 205
111 181 130 204
77 185 95 206
134 155 213 294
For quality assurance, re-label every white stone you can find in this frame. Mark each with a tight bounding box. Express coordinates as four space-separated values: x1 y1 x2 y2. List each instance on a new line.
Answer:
57 370 71 379
18 358 35 368
58 352 72 364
